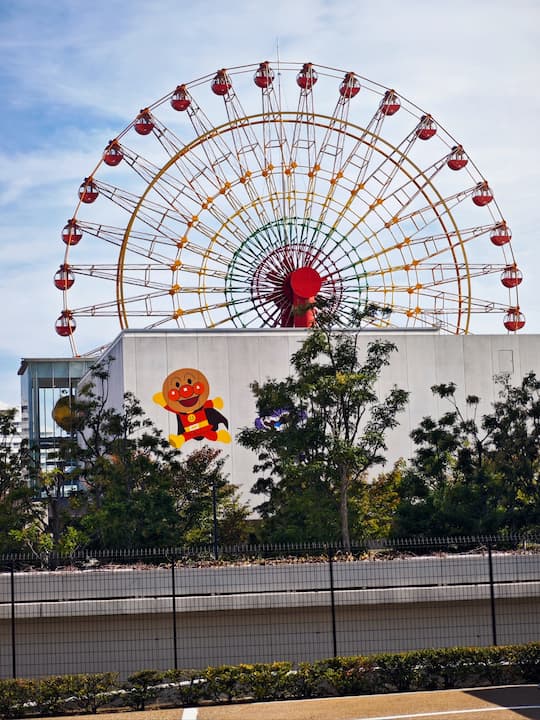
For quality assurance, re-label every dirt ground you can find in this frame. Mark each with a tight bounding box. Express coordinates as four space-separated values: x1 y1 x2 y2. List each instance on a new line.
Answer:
52 684 540 720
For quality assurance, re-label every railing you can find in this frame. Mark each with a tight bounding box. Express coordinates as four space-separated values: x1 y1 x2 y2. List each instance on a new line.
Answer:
1 536 539 679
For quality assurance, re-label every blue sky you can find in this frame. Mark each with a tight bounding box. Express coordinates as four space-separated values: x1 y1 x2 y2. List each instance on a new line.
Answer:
0 0 539 406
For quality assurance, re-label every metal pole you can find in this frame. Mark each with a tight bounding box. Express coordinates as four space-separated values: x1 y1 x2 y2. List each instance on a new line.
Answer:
171 555 178 669
212 477 219 560
10 562 16 679
328 548 337 658
487 543 497 646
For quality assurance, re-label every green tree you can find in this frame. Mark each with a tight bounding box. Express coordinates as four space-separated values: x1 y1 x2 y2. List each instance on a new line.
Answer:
63 365 249 549
167 444 250 546
482 372 540 532
0 408 41 553
393 373 540 536
238 314 408 549
353 461 405 538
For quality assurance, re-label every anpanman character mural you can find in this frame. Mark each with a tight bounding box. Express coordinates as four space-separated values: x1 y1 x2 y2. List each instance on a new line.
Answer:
153 368 231 448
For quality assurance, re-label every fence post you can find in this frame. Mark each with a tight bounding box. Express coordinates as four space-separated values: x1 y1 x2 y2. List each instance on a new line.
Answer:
171 555 178 669
487 542 498 646
328 548 337 658
10 562 16 679
212 478 219 561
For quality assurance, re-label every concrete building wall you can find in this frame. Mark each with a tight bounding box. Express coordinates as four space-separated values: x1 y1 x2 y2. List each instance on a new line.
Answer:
89 329 540 506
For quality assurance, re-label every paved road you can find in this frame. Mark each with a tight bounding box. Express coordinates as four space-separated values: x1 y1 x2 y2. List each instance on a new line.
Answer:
57 685 540 720
192 685 540 720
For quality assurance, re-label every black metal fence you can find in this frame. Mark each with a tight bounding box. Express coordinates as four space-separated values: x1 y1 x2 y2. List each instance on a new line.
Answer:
1 536 539 679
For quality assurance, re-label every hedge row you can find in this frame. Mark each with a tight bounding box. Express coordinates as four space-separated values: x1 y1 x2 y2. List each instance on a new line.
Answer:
1 643 539 717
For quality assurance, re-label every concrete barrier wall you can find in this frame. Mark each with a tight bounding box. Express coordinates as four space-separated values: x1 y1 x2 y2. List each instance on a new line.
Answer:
1 554 538 679
1 554 538 603
0 597 537 679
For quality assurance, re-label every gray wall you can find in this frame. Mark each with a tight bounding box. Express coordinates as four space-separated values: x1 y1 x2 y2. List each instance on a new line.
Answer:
1 555 538 678
91 329 540 507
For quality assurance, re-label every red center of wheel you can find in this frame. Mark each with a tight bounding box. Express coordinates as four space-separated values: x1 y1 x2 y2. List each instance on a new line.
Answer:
289 267 323 299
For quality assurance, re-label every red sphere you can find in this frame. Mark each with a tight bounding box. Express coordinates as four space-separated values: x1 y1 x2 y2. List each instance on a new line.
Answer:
290 267 323 299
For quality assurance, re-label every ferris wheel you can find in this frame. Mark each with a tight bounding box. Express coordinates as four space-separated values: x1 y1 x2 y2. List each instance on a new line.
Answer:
55 61 524 355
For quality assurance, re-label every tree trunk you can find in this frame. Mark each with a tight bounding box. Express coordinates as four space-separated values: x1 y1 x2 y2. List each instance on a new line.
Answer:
339 467 351 552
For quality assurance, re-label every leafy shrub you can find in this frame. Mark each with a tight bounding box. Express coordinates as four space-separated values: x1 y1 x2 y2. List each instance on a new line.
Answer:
412 647 471 690
371 651 420 692
33 675 75 716
122 670 164 711
68 672 119 714
237 662 294 701
162 669 205 707
285 661 325 699
0 679 33 720
510 641 540 682
3 643 540 715
202 664 242 702
305 656 379 697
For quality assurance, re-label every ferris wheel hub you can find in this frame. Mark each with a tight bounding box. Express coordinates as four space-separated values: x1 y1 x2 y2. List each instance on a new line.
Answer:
289 267 323 300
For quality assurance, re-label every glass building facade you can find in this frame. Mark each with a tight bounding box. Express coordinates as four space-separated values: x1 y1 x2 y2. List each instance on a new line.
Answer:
18 358 95 484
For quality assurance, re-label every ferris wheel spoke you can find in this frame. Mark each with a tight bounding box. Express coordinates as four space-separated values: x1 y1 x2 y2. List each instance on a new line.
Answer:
338 224 494 274
91 179 197 240
70 264 171 289
303 88 357 220
325 158 442 250
169 140 272 234
69 288 174 317
373 183 480 236
258 71 294 195
356 116 442 200
71 225 180 267
171 84 284 231
102 149 261 252
361 298 460 331
367 158 449 227
118 145 224 216
337 187 475 276
121 119 276 246
308 97 394 229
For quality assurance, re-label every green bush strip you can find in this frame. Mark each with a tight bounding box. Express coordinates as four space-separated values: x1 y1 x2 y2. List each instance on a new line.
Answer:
0 643 539 717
